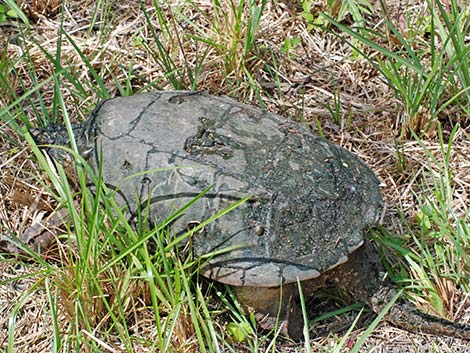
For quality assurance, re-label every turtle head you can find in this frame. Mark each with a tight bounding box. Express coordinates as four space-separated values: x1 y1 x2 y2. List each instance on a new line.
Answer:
30 123 93 162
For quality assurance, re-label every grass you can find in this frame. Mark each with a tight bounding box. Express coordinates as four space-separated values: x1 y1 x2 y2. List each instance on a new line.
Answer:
1 0 470 352
379 124 470 319
323 0 470 137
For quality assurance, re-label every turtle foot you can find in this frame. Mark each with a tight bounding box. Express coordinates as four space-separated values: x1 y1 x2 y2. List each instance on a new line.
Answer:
254 306 303 340
232 284 305 340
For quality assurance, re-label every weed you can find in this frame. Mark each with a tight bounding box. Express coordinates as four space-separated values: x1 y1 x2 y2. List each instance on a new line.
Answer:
0 0 29 26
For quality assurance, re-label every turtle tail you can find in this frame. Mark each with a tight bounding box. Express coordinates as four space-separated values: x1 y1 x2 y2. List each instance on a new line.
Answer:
388 300 470 340
371 286 470 339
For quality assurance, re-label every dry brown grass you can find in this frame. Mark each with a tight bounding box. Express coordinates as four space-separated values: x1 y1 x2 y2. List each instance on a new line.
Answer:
1 0 470 352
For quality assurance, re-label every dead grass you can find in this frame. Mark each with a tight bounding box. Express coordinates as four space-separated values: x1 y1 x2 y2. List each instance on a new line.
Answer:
1 0 470 352
0 261 55 352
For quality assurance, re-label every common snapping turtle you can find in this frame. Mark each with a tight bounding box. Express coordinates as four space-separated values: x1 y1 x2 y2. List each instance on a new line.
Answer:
32 91 470 340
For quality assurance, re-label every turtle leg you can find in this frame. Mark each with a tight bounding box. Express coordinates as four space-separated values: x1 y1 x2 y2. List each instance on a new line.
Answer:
333 240 470 339
232 283 304 339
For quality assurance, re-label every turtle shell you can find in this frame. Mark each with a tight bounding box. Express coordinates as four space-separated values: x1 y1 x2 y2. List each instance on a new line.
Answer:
79 91 382 287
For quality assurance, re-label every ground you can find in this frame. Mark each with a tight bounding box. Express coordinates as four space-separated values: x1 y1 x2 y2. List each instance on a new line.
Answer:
1 0 470 352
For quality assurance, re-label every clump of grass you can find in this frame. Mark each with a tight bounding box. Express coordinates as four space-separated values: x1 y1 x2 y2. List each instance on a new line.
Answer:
140 0 267 98
302 0 375 33
378 124 470 320
322 0 470 137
